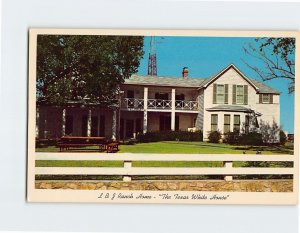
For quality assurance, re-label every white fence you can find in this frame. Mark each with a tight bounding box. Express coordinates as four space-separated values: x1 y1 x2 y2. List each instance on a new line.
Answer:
35 153 295 181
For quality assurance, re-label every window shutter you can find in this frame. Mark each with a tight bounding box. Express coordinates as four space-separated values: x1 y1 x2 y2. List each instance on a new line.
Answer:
270 94 273 104
244 85 248 105
232 85 236 104
225 84 228 104
259 94 262 103
213 84 217 104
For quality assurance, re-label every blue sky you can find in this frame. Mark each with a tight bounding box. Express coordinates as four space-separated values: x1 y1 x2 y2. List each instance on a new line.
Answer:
137 36 295 133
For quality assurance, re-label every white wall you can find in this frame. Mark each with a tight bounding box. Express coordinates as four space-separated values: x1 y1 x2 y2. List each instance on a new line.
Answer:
203 67 280 139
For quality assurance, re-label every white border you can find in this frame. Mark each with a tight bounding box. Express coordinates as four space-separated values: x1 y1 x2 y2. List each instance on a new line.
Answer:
1 0 299 232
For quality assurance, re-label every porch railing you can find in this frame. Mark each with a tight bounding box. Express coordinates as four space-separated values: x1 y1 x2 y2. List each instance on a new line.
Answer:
147 99 172 109
175 100 198 110
121 98 144 109
121 98 199 111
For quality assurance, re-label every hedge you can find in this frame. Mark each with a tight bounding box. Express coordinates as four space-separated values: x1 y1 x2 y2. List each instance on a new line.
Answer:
137 130 203 143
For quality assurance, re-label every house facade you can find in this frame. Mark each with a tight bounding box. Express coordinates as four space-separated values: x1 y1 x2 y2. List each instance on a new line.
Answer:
36 64 280 141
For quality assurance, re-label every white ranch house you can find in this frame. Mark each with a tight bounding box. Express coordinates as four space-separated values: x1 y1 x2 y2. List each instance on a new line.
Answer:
36 64 280 141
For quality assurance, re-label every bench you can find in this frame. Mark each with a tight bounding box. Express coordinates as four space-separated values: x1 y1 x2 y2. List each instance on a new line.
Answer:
58 136 106 152
106 142 119 153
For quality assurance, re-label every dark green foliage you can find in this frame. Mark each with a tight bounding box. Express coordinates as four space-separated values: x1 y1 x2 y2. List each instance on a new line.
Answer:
137 130 203 143
280 130 287 145
238 132 263 146
208 131 221 143
223 131 240 145
37 35 144 105
242 161 293 179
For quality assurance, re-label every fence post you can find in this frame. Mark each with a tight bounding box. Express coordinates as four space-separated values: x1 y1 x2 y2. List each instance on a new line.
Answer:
123 161 132 181
224 161 233 181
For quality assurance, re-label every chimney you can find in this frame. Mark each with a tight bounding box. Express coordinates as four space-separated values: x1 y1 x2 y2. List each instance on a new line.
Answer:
182 67 188 78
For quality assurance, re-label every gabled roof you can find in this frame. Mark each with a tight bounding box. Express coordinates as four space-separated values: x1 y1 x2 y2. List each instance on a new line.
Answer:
250 79 280 94
124 64 280 94
124 74 206 88
200 64 258 90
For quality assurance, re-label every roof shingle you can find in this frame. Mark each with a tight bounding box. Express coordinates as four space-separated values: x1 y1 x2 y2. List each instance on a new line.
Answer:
124 74 280 94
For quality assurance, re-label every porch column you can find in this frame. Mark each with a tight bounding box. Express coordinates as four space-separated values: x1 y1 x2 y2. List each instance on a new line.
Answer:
87 109 92 137
143 87 148 134
171 88 176 131
36 106 39 139
112 109 117 140
133 119 137 139
62 108 66 136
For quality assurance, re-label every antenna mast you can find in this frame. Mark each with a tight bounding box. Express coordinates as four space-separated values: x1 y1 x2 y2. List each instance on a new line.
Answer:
148 36 157 76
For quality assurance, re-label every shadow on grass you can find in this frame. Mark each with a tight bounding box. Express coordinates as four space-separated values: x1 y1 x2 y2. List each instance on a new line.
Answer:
233 145 294 154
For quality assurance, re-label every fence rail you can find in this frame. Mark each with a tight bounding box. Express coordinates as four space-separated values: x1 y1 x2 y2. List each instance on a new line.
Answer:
35 153 295 181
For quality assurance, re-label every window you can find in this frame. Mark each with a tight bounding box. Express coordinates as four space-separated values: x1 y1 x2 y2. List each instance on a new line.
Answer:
262 94 270 103
175 94 185 101
216 84 225 103
259 94 273 104
155 92 169 100
211 114 218 131
127 90 134 107
233 85 248 105
127 90 134 98
99 115 105 136
65 115 73 135
245 115 250 134
233 115 240 132
159 115 179 131
236 85 244 104
159 115 171 131
91 116 98 137
213 84 228 104
224 115 231 134
81 115 88 136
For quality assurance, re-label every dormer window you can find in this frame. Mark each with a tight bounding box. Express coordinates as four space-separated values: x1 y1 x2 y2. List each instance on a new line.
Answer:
259 94 273 104
262 94 270 103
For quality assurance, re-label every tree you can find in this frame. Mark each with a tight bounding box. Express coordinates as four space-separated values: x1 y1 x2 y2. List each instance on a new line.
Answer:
243 37 295 93
37 35 144 105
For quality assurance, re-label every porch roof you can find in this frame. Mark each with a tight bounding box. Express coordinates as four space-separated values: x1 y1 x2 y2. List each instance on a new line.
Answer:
124 74 207 88
206 105 255 113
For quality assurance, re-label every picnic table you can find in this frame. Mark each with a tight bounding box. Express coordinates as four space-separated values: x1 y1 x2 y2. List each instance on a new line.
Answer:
57 136 119 153
57 136 106 152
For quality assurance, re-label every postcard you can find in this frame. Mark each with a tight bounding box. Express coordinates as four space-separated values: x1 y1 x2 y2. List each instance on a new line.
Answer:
27 29 299 204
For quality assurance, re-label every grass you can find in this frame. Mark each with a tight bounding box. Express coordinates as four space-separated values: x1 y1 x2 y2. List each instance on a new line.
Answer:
36 160 229 167
35 141 293 154
35 141 293 181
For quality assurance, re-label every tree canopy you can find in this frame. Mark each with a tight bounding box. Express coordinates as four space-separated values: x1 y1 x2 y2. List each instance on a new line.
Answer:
37 35 144 105
243 37 295 93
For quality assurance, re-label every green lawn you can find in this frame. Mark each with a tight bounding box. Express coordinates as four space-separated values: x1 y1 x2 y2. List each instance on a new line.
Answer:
35 141 293 154
36 160 229 167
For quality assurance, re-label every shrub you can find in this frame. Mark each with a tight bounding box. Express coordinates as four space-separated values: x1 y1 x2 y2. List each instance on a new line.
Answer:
259 120 280 144
223 131 240 145
238 132 263 146
137 130 203 143
208 131 221 143
280 130 287 145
